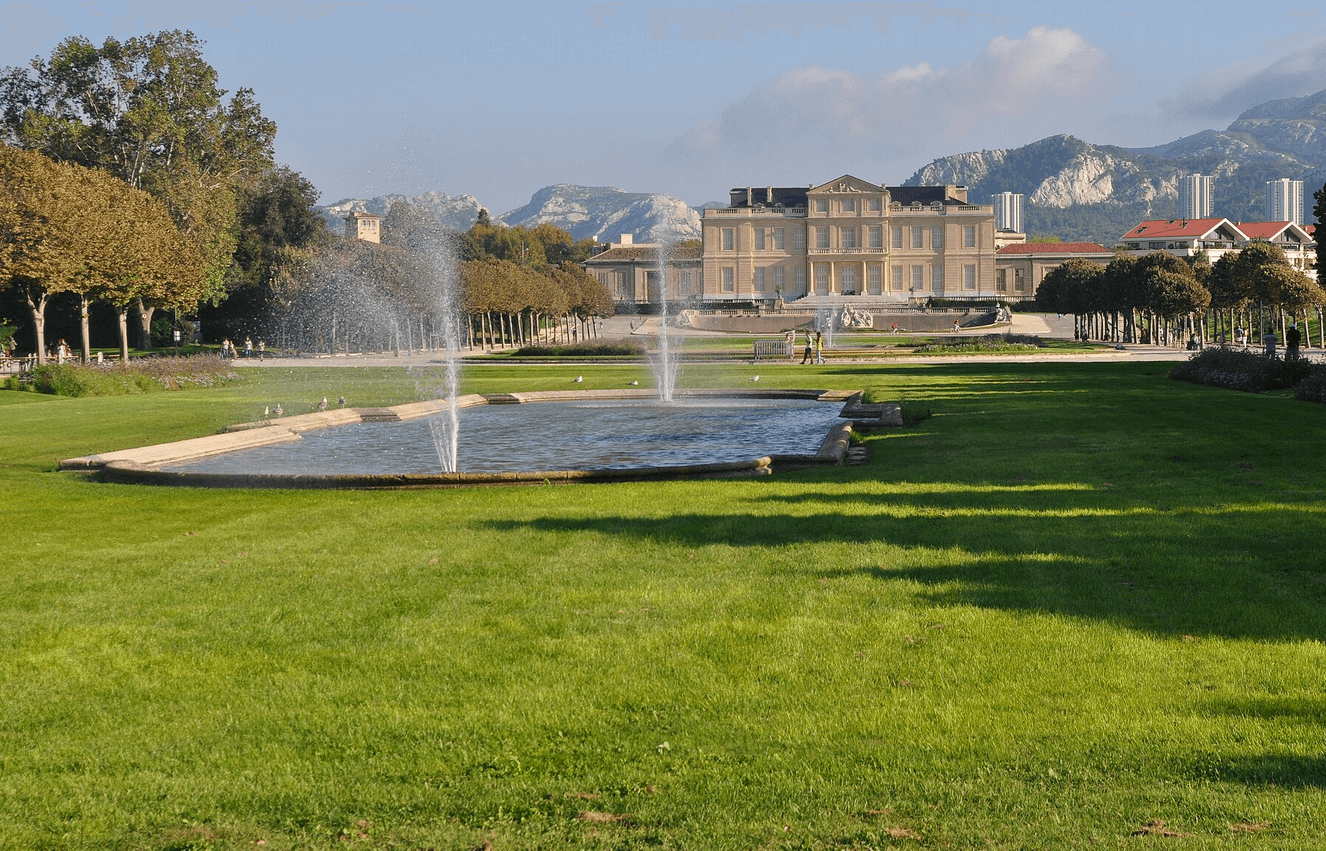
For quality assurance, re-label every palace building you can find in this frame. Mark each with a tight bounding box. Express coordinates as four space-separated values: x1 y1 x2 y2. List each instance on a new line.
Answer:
698 175 997 306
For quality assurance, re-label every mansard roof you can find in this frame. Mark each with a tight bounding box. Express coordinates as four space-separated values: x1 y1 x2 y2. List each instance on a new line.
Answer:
726 187 810 208
886 186 965 206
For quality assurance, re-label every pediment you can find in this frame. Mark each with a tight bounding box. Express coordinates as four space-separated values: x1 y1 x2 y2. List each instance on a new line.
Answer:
809 175 883 194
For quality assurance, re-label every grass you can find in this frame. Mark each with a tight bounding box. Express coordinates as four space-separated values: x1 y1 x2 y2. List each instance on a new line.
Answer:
2 359 1324 849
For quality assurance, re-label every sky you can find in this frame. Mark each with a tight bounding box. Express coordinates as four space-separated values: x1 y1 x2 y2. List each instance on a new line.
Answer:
3 1 1326 214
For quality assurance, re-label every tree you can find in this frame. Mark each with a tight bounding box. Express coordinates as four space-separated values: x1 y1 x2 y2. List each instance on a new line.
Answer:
1 29 277 330
1313 181 1326 277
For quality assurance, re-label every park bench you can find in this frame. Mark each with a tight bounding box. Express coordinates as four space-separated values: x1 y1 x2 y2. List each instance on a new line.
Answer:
753 339 792 360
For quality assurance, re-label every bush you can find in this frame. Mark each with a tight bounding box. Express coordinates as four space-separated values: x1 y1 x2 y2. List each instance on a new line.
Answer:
27 356 241 397
512 342 645 357
1292 365 1326 403
1170 348 1315 393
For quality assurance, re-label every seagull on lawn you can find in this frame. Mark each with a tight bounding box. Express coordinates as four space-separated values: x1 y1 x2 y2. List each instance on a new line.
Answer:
627 380 638 386
572 375 583 383
317 396 328 411
338 396 347 407
750 375 760 382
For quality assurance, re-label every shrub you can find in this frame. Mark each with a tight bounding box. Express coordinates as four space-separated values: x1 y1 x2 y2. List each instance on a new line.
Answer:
1292 365 1326 403
27 356 241 397
1170 348 1315 393
512 342 646 357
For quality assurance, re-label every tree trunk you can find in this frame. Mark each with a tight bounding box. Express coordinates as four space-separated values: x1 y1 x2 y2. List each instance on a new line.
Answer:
116 304 132 363
24 288 49 365
79 294 92 363
136 299 155 350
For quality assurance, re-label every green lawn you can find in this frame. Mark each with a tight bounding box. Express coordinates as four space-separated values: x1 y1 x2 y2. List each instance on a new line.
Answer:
2 360 1323 850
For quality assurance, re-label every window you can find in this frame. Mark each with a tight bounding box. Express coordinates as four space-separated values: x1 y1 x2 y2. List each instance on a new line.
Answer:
815 265 829 292
912 265 925 291
912 228 924 249
869 226 883 249
931 227 943 249
772 267 784 289
681 271 693 295
867 198 881 212
1014 268 1026 292
891 265 903 291
794 228 806 251
868 265 882 293
841 198 856 213
753 268 765 291
933 264 944 292
773 228 785 250
722 228 734 251
753 228 765 250
840 266 856 292
963 264 976 290
841 227 857 249
963 226 976 248
794 267 806 290
816 227 830 250
722 267 734 292
814 199 828 213
996 269 1007 292
891 227 903 249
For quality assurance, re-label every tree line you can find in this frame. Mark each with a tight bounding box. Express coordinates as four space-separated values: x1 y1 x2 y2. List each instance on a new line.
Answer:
0 30 324 362
1036 243 1326 347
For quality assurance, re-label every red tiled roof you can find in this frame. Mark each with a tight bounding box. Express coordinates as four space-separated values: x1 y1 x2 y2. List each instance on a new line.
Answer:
1122 218 1230 239
997 242 1108 255
1235 221 1294 240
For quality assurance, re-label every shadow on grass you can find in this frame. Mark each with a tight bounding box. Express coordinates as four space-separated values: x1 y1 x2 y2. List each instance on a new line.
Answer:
479 495 1326 644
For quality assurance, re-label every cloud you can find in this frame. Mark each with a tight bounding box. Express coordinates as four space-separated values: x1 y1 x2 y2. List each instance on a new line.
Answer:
663 26 1113 178
1160 38 1326 124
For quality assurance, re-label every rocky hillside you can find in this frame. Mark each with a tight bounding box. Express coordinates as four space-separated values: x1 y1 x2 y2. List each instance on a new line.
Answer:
318 185 702 245
904 89 1326 243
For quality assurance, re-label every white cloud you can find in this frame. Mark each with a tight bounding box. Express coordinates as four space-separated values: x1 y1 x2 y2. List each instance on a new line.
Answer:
663 26 1114 180
1160 38 1326 123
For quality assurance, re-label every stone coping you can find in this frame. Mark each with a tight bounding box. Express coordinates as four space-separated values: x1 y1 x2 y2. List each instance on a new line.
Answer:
59 388 863 488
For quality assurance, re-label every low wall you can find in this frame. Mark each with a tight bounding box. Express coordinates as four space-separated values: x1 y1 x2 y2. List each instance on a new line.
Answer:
683 311 997 334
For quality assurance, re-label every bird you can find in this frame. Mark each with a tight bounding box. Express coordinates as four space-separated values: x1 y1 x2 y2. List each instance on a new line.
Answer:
338 396 347 407
750 375 760 382
627 380 639 386
572 375 583 383
273 404 283 417
263 405 269 417
316 396 328 412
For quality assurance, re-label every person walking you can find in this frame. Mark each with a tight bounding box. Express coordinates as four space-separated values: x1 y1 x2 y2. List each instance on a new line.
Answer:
800 330 814 364
1286 323 1302 359
814 330 825 364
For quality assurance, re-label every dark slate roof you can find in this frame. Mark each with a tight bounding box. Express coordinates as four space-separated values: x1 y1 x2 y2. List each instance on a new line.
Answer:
886 186 963 206
726 187 809 209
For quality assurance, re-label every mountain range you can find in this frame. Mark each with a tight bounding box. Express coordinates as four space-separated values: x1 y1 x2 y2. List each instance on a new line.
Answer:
320 88 1326 248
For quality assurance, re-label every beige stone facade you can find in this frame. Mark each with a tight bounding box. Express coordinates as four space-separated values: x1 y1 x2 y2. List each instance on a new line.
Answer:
699 176 997 305
345 211 381 243
581 236 702 305
994 242 1114 300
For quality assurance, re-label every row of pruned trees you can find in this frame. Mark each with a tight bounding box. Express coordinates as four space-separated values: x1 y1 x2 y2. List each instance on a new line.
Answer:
266 205 614 354
1037 245 1326 346
0 145 205 361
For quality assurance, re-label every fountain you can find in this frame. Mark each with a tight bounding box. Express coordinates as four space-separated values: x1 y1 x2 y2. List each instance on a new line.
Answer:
651 242 679 401
415 232 463 472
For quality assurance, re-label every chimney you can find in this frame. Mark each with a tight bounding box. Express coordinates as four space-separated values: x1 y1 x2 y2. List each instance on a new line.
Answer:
766 186 774 203
746 187 753 206
619 234 633 246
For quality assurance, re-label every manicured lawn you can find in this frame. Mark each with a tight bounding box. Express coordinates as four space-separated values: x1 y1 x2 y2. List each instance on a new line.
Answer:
2 360 1323 850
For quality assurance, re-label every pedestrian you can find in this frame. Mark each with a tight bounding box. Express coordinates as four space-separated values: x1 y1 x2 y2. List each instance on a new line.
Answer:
800 330 813 364
244 336 253 358
1234 326 1246 350
1286 323 1302 359
258 339 266 360
951 320 961 333
814 331 825 364
784 329 795 360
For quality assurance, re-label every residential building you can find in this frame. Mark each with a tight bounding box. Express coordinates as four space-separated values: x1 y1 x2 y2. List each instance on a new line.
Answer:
1119 218 1317 277
992 191 1024 234
699 175 996 306
1266 178 1304 226
1177 174 1214 220
994 242 1113 300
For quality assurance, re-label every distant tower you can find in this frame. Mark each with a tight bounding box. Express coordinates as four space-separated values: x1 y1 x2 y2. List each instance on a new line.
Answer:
1177 174 1213 220
1266 178 1304 225
992 192 1024 233
345 211 381 243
